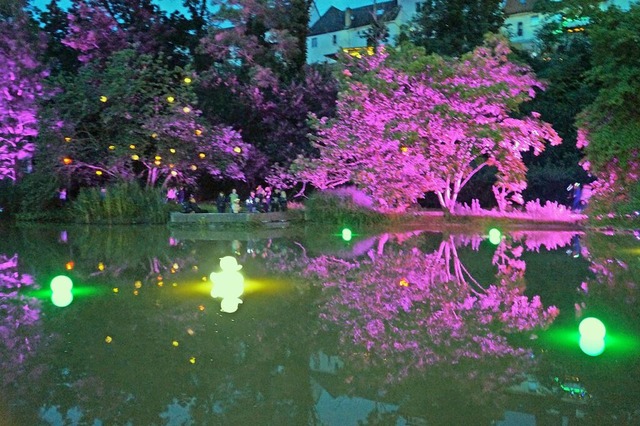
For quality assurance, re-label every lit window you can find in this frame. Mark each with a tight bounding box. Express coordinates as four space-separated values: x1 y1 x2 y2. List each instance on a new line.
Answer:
311 37 317 48
517 22 524 37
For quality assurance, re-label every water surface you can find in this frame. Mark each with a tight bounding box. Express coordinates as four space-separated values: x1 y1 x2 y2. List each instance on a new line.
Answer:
1 224 638 425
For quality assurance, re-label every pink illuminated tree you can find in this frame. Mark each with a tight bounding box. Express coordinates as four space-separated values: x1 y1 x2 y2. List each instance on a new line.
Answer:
293 36 561 212
0 17 48 182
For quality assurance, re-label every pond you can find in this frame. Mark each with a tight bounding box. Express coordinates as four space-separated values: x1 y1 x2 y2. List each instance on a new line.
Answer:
0 223 639 425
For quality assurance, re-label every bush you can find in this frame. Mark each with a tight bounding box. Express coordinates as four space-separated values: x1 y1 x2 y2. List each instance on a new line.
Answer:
304 188 387 227
71 182 169 224
13 170 67 222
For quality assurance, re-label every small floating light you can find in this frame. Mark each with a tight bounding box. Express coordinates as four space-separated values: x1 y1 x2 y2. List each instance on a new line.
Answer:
341 228 352 241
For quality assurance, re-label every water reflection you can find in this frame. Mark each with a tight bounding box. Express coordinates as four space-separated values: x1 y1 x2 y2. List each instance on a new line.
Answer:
0 225 638 424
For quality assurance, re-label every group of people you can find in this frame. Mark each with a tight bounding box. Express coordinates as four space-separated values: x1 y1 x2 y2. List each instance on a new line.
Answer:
167 185 288 214
216 186 287 214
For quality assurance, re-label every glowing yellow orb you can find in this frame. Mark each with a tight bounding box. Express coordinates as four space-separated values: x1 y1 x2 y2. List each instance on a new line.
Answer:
195 129 202 136
167 96 175 103
169 148 176 154
62 157 73 165
108 145 116 150
183 107 191 113
155 155 162 160
198 305 205 311
100 96 108 102
189 357 196 364
171 170 178 176
154 160 161 166
64 137 72 142
98 262 105 271
96 170 103 176
65 261 74 270
105 336 112 343
190 165 197 171
399 278 409 287
172 263 179 270
131 154 140 160
134 280 142 289
400 146 408 153
172 340 179 347
198 152 206 159
129 144 136 149
233 146 242 154
184 77 192 84
151 133 158 138
113 287 119 293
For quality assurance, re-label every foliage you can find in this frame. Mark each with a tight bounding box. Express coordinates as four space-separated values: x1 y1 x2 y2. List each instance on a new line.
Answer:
304 188 387 227
13 166 65 222
70 182 169 224
197 0 337 180
406 0 505 57
574 4 640 214
0 15 48 182
292 36 561 213
39 48 251 189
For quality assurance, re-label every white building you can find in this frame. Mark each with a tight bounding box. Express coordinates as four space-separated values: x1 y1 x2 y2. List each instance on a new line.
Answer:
306 0 637 63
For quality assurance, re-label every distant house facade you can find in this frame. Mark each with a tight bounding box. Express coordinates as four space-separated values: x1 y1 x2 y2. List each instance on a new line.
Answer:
306 0 636 63
307 0 424 63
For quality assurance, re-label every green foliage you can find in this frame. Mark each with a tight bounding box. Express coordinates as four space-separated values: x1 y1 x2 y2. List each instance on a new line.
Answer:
579 4 640 173
70 182 169 224
14 169 66 222
406 0 505 57
304 190 387 227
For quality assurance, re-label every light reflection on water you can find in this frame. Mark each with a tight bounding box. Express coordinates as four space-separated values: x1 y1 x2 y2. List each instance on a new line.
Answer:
0 224 638 425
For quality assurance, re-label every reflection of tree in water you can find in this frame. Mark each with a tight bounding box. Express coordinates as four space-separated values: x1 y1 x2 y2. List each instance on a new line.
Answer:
284 231 561 410
0 253 42 387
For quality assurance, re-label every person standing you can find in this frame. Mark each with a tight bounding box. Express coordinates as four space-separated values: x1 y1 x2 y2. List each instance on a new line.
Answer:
216 191 227 213
229 189 240 213
245 191 256 213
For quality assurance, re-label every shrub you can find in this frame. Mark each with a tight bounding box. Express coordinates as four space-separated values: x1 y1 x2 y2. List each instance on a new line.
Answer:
304 188 387 227
71 182 169 224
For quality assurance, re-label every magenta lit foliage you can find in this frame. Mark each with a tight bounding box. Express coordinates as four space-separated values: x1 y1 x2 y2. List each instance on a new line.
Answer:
293 230 560 384
62 0 173 66
293 36 561 212
0 253 41 385
0 19 48 181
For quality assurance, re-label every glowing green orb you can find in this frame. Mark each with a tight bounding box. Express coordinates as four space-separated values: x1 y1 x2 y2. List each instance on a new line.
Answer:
51 291 73 308
488 228 502 245
51 275 73 292
341 228 352 241
50 275 73 308
579 336 605 356
579 317 606 340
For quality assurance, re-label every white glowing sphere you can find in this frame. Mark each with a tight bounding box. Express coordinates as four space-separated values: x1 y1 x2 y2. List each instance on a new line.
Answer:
51 275 73 293
51 291 73 308
488 228 502 245
220 297 243 313
579 317 606 340
579 336 605 357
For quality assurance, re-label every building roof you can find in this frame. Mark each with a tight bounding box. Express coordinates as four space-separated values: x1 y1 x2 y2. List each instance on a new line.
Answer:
504 0 538 15
309 1 400 36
